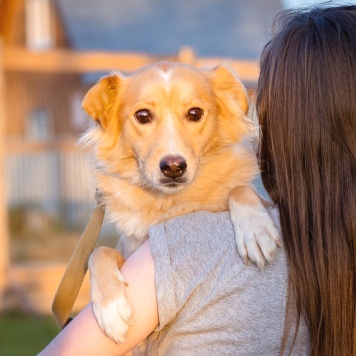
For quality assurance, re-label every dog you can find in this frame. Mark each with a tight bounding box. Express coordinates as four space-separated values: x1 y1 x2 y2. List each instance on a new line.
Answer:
81 61 280 344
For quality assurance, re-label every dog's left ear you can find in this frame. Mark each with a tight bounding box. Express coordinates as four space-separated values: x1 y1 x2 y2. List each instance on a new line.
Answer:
210 64 248 115
209 65 256 140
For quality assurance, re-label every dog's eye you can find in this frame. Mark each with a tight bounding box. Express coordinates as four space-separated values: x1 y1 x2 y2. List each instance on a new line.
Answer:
134 109 152 124
187 107 203 122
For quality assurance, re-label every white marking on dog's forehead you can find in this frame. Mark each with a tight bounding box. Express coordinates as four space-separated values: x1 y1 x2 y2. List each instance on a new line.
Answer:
158 70 172 83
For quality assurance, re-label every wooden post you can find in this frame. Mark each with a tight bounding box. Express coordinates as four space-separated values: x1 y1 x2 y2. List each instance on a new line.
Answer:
0 40 10 310
178 46 196 66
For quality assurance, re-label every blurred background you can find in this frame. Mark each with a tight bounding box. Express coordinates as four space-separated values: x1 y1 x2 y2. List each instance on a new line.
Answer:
0 0 352 354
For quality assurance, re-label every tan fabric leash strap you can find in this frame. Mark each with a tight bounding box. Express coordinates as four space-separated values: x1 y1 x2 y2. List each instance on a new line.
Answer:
52 191 105 329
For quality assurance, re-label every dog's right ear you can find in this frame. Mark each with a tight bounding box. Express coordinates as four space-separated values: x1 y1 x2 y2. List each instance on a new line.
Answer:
82 74 121 130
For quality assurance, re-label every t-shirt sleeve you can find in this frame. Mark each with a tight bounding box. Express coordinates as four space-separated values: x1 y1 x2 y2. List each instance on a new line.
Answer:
149 210 243 330
148 221 178 329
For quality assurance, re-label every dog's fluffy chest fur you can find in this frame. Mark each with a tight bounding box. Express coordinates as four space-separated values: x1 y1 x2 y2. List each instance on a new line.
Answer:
96 143 257 257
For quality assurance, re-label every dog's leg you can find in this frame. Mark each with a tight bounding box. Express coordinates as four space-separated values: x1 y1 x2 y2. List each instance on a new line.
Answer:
88 246 132 343
229 186 281 268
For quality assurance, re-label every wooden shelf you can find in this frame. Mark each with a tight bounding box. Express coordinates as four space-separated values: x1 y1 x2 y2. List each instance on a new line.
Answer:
3 46 162 73
2 46 259 84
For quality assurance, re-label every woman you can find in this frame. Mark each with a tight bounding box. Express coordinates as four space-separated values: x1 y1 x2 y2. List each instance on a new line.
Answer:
39 5 356 355
256 5 356 355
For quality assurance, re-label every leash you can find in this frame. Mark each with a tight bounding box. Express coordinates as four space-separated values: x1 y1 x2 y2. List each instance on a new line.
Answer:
52 190 106 329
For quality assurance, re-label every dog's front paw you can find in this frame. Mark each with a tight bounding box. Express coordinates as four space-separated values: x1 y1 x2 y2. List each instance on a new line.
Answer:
91 273 133 343
89 246 132 343
229 198 281 268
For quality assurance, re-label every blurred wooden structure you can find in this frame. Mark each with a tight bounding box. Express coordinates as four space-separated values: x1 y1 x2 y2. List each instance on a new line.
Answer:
9 261 90 315
0 0 259 314
0 42 10 310
3 46 259 81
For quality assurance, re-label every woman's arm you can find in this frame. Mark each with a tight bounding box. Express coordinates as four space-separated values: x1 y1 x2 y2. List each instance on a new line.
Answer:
39 240 158 356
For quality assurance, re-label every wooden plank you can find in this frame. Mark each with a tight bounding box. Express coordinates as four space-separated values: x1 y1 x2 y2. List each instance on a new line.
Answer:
0 0 25 45
0 41 10 310
3 47 259 84
5 139 87 153
3 47 171 73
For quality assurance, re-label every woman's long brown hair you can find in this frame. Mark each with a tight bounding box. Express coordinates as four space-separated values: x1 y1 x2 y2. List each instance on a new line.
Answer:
256 6 356 356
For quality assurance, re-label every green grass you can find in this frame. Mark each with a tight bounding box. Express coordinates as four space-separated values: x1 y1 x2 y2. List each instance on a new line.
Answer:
0 311 59 356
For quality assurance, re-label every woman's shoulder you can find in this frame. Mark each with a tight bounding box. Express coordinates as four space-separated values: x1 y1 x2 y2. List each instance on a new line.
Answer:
149 209 289 318
149 211 244 275
149 209 282 272
147 211 310 355
150 210 239 252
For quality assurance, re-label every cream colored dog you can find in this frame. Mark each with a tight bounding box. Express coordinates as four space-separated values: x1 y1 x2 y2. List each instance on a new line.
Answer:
81 61 279 343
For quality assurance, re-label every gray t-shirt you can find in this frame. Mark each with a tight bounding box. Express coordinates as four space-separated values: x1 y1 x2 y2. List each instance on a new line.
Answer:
147 210 310 355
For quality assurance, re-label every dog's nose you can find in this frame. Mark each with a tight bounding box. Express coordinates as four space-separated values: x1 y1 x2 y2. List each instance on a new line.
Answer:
160 156 187 179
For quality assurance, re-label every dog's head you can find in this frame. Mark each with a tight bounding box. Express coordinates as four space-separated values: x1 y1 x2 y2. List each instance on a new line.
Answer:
82 61 254 194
